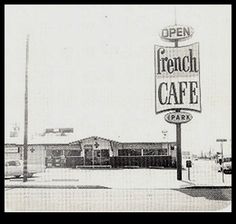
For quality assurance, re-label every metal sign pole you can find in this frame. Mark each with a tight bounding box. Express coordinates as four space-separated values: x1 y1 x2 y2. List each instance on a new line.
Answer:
176 110 182 180
23 35 29 182
175 39 182 181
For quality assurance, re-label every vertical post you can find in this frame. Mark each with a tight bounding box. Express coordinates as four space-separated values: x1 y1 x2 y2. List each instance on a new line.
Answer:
175 39 182 181
221 142 224 183
92 149 94 167
23 35 29 182
188 167 190 181
216 139 227 183
174 6 177 25
176 114 182 180
100 149 102 165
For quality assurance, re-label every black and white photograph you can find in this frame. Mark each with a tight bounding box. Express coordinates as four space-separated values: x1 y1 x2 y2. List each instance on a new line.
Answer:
4 4 231 212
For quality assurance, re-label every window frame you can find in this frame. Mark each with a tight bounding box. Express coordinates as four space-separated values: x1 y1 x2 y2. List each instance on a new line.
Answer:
118 149 142 157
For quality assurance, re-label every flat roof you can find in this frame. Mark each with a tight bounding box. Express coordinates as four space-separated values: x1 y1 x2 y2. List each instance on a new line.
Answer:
5 135 176 145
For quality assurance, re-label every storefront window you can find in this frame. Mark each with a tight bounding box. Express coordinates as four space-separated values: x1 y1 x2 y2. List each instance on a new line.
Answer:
46 149 63 157
143 149 168 155
53 150 63 157
118 149 141 156
159 149 168 155
143 149 159 155
65 150 81 157
93 149 109 158
101 149 109 157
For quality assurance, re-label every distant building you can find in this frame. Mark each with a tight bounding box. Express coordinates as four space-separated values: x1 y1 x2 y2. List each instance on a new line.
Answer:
42 128 74 136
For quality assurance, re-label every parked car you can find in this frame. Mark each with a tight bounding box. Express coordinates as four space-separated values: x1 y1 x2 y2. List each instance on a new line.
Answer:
5 159 45 178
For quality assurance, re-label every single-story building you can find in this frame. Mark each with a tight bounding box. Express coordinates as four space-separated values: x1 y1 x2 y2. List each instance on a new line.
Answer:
5 136 177 168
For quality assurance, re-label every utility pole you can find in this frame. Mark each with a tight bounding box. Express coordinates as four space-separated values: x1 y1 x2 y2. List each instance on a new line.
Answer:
23 35 29 182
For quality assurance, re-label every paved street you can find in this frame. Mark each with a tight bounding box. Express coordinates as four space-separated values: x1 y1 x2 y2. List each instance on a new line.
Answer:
5 188 231 212
4 159 231 212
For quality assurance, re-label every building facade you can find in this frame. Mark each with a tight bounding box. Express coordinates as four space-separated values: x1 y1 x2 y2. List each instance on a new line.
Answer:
5 136 177 168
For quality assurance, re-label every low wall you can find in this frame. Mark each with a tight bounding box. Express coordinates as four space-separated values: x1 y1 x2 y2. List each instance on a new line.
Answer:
45 156 176 168
110 156 175 168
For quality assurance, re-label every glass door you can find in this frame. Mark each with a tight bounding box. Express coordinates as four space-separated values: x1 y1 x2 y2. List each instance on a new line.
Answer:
84 148 93 165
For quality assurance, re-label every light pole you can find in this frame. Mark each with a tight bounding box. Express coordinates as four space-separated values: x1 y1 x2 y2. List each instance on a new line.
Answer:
23 35 29 182
216 139 227 183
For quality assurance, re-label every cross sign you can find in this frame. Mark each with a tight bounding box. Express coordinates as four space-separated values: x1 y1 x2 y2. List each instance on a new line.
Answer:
94 142 99 148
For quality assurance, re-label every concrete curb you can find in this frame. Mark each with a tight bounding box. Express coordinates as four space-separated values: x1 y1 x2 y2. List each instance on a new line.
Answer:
5 185 111 189
4 183 215 190
183 185 232 189
5 183 231 190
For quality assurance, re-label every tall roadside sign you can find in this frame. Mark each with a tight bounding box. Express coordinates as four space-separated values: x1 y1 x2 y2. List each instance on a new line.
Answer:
154 42 201 113
154 24 201 180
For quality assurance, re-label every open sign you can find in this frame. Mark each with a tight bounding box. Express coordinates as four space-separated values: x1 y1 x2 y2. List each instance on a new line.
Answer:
160 25 194 42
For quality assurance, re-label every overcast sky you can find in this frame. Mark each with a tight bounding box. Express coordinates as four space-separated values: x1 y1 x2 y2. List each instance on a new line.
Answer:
5 5 231 155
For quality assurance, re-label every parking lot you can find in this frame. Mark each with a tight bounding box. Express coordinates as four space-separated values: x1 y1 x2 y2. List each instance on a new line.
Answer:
5 159 231 212
5 160 231 189
5 159 231 189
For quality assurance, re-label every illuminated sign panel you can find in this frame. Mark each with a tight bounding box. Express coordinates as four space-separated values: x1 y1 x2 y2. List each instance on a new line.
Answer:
154 42 201 114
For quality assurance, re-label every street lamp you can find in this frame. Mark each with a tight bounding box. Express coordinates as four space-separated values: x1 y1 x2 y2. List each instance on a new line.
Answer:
162 130 168 141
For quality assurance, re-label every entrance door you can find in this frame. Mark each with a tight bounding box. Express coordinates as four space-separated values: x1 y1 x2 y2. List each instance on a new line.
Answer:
84 145 110 166
101 149 110 165
94 150 101 165
93 149 110 165
84 148 93 165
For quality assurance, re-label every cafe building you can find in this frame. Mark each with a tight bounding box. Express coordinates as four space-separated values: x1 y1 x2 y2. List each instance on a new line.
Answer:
5 136 177 169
